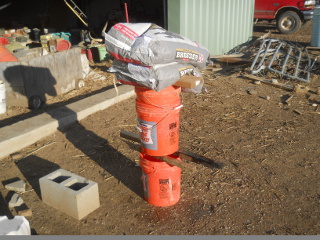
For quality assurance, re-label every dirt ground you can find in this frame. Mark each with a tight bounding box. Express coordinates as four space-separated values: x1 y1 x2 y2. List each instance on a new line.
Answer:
0 21 320 235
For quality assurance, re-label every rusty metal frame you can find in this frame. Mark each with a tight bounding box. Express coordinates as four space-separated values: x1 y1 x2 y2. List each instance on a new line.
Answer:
250 38 312 83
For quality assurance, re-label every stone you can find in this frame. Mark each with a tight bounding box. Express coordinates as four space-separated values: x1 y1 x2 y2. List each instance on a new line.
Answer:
253 80 261 85
15 204 32 217
247 89 258 95
294 84 309 94
10 153 23 160
5 179 26 193
17 208 32 217
8 193 24 208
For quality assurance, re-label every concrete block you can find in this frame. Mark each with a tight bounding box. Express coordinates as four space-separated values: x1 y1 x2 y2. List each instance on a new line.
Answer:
5 179 26 193
39 169 100 220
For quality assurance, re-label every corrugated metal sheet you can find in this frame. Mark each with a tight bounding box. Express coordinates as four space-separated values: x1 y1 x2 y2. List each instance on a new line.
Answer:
168 0 254 56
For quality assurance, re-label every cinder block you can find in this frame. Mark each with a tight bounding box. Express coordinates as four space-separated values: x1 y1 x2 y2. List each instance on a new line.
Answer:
39 169 100 220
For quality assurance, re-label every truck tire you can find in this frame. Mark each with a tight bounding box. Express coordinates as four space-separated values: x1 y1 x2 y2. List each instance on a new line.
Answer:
277 11 301 34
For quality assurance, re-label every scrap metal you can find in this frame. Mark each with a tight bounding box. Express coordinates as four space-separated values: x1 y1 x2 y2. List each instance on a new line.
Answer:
226 35 316 83
250 38 313 83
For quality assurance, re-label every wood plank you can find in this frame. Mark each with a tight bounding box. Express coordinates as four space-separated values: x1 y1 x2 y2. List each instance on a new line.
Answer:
211 53 244 59
306 46 320 50
120 131 196 171
215 57 253 64
154 156 197 172
173 75 204 89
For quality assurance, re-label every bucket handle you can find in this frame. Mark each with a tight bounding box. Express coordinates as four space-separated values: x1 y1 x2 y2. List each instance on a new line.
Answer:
136 104 183 133
141 94 182 110
141 169 157 180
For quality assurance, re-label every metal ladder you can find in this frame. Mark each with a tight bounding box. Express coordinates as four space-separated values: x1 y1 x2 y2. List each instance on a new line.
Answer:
64 0 88 28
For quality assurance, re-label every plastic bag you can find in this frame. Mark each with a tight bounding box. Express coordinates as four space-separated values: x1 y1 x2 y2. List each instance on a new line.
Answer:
105 23 210 69
109 60 203 93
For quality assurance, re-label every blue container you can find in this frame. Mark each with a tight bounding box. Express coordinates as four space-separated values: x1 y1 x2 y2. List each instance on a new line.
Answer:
52 32 71 42
311 6 320 47
60 32 71 42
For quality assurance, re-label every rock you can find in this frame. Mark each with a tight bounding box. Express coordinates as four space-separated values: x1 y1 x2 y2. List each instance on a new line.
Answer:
266 96 271 100
10 153 23 160
293 84 309 94
15 203 32 217
253 80 261 85
17 208 32 217
8 193 24 208
5 179 26 193
271 79 278 83
247 89 258 95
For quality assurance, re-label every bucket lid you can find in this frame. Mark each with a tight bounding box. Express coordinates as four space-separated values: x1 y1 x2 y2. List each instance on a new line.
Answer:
56 40 71 51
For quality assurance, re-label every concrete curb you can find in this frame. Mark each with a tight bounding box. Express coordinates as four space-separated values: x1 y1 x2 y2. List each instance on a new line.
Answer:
0 85 135 160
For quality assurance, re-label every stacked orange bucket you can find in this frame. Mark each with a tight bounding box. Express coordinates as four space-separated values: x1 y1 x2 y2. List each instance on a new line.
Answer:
135 85 183 207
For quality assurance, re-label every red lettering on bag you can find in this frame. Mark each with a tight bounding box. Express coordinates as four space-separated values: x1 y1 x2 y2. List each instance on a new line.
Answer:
113 23 139 40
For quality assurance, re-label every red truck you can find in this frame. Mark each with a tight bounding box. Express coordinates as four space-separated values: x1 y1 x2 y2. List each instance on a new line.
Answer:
254 0 316 34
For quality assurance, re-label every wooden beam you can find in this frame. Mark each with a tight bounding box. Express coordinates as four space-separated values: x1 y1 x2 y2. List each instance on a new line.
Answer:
120 131 196 171
120 131 224 169
154 156 197 172
173 75 204 89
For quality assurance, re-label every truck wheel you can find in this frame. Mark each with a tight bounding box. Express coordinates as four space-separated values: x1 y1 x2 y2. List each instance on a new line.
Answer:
277 11 301 34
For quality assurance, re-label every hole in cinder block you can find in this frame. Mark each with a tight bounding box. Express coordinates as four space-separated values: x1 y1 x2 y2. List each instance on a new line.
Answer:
51 176 71 183
68 182 88 191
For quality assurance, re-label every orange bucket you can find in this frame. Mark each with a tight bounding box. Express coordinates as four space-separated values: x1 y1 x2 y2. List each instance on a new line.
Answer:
140 153 181 207
0 44 18 62
135 85 181 106
136 99 181 156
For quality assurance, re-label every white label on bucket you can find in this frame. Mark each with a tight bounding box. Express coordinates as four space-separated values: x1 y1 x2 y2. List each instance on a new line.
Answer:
140 122 154 144
138 118 158 150
159 178 171 199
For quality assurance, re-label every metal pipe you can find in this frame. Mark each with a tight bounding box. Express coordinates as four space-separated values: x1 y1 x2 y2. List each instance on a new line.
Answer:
124 3 129 23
